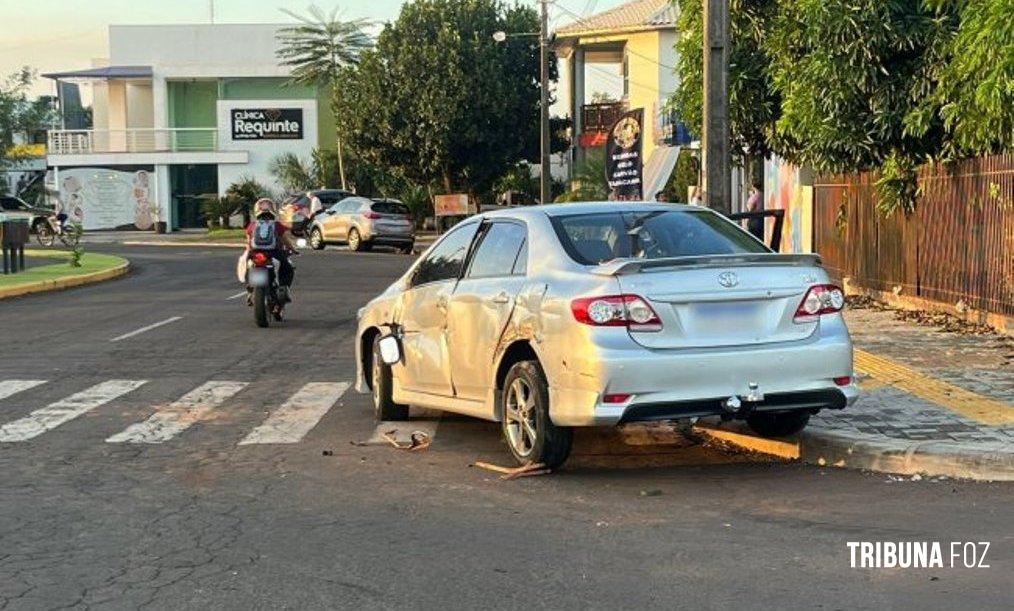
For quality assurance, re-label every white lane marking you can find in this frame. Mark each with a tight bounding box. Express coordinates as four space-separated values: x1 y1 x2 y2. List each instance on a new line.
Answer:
106 381 247 444
0 380 47 402
238 382 349 445
110 316 183 342
227 291 247 300
0 380 147 442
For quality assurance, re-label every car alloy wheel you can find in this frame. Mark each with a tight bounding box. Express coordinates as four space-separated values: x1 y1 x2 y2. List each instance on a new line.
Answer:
310 228 324 250
504 377 538 458
348 228 361 251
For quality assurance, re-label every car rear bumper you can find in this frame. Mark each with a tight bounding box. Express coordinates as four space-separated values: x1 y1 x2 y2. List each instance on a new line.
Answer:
548 318 857 426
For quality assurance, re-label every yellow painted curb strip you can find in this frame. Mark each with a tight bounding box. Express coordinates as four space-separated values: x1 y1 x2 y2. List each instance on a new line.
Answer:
693 422 801 459
854 349 1013 426
0 261 130 300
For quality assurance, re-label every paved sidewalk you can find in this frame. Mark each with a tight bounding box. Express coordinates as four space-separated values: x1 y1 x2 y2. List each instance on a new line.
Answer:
705 304 1013 480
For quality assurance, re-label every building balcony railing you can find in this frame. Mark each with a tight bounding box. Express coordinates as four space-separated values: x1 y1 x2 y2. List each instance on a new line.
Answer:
47 128 219 155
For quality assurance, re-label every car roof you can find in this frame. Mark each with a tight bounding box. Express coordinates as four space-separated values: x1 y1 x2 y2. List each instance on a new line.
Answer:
481 201 703 220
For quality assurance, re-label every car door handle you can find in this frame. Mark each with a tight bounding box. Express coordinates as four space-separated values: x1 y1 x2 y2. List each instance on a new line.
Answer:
490 292 510 305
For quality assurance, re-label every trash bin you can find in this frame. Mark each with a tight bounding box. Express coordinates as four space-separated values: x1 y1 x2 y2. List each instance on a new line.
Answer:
0 215 30 274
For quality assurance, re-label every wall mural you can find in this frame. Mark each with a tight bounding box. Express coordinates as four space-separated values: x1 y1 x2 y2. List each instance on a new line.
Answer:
763 156 812 254
56 168 156 231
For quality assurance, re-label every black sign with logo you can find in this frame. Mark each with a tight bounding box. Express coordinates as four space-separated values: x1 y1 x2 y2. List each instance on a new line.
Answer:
231 108 304 140
604 108 644 200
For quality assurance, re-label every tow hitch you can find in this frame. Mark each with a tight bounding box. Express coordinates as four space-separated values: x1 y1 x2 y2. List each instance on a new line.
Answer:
722 383 765 419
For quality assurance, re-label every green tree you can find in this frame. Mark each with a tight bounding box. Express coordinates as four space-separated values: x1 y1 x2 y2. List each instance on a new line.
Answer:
334 0 562 196
277 4 373 190
906 0 1014 156
0 68 52 178
669 0 781 162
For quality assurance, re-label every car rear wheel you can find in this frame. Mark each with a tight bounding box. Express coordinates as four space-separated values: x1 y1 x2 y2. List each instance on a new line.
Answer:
398 243 414 254
501 361 572 469
348 228 364 252
310 228 325 250
746 410 810 438
372 335 409 421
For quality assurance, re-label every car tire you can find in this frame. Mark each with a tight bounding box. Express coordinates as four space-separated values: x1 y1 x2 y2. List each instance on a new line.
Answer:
399 243 414 255
746 410 811 438
372 335 409 421
310 228 325 250
348 228 364 252
501 360 573 469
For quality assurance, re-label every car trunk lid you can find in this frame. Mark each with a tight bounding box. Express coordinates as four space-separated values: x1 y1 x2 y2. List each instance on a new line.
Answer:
597 254 822 349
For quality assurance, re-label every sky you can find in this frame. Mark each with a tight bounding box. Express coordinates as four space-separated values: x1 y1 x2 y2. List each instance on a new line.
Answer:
0 0 629 98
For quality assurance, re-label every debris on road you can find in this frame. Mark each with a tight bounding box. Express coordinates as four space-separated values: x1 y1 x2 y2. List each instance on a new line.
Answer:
472 461 550 480
381 429 431 451
322 449 334 456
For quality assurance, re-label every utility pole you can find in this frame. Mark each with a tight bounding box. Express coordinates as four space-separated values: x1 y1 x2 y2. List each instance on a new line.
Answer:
539 0 551 204
702 0 730 215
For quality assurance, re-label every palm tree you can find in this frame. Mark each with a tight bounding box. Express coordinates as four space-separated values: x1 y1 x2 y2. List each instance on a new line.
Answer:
276 5 373 190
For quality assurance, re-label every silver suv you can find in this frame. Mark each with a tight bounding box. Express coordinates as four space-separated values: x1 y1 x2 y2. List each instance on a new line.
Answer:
355 202 857 468
308 197 414 253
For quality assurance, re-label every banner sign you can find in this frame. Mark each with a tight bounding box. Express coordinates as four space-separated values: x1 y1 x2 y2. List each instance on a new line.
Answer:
605 108 644 200
231 108 304 140
55 167 156 230
433 194 475 217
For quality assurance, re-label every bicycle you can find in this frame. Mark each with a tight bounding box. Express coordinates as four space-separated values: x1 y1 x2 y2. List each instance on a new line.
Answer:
35 215 80 248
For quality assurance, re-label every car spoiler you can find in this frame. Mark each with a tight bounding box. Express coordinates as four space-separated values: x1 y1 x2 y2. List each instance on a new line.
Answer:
591 253 823 276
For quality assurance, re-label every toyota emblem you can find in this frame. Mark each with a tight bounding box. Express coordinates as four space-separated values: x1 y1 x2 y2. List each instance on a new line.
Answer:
717 271 739 288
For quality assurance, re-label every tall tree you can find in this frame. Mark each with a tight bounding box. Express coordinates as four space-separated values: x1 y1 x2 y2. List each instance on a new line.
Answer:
276 4 373 190
334 0 561 195
0 68 51 175
669 0 781 163
906 0 1014 156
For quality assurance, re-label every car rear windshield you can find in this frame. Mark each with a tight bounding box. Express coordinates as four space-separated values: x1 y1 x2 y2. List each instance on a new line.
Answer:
315 191 348 205
371 201 410 215
552 209 768 265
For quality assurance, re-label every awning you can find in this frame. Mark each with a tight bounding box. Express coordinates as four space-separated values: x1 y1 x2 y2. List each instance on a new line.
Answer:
642 145 682 198
42 66 153 80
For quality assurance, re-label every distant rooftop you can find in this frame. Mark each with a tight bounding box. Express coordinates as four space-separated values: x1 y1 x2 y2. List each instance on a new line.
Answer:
555 0 677 36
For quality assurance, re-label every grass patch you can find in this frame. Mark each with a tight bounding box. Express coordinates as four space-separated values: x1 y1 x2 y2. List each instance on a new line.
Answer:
0 251 127 289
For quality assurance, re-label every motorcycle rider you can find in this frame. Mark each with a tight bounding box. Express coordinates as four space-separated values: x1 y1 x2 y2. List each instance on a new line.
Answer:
245 198 298 307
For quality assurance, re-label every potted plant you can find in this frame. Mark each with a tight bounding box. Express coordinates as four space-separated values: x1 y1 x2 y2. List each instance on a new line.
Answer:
151 204 167 234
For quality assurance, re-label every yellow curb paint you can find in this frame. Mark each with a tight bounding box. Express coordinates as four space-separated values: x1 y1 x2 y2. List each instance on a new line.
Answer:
854 349 1013 426
0 261 130 300
692 423 801 459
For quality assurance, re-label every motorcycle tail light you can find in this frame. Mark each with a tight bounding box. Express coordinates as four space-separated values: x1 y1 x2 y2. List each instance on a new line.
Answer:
793 284 845 322
571 294 662 332
251 251 269 266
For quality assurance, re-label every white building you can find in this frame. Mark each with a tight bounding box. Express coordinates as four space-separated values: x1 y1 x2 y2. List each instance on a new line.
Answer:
45 24 333 231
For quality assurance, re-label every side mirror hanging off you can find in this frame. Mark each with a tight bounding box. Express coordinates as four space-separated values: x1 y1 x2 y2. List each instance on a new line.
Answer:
378 335 401 365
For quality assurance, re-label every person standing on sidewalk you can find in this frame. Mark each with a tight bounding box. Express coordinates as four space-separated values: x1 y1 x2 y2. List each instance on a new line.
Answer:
746 183 764 241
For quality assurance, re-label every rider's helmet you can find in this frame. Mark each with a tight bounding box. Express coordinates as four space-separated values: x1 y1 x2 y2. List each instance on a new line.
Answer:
253 198 277 220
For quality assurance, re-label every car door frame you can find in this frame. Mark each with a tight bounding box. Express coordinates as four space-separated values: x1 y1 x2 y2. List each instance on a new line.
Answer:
390 220 483 402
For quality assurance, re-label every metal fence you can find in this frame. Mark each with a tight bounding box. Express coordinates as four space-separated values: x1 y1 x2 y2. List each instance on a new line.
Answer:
813 153 1014 316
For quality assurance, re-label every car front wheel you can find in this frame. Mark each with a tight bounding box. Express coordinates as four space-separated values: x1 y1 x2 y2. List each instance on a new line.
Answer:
372 335 409 421
746 410 810 438
501 360 572 469
310 227 325 250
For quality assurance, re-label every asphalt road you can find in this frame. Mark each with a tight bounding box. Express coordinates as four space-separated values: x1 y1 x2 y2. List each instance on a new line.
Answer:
0 245 1010 610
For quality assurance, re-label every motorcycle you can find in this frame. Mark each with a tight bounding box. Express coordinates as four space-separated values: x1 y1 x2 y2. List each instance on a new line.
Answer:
241 239 305 328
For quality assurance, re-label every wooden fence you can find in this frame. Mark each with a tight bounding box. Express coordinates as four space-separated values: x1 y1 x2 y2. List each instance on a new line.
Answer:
813 153 1014 317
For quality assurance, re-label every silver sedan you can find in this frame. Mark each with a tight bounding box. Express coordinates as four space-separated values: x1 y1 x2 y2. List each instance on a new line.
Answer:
356 202 857 468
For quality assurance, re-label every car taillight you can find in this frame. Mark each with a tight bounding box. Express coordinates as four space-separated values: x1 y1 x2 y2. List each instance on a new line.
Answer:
363 212 381 219
251 251 269 266
794 284 845 322
834 376 852 386
571 294 662 331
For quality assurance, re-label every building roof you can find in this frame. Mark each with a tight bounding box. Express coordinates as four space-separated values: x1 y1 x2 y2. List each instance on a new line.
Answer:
555 0 676 37
42 66 152 80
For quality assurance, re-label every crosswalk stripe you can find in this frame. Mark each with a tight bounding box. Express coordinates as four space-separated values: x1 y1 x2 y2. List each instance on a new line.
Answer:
0 380 48 402
238 382 349 445
105 381 247 444
0 380 147 442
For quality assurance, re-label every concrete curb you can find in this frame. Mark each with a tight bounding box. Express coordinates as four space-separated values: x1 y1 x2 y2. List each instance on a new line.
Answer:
694 422 1014 482
0 259 130 300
